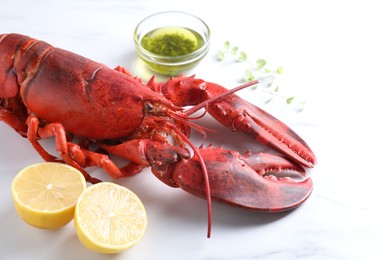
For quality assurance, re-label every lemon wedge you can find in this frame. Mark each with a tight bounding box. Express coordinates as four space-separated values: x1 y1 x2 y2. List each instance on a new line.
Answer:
11 162 87 229
74 182 147 254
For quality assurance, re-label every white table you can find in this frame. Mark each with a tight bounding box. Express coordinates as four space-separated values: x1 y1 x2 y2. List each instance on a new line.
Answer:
1 0 388 259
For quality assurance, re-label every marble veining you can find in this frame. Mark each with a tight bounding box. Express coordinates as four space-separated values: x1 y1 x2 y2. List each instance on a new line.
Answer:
1 0 389 259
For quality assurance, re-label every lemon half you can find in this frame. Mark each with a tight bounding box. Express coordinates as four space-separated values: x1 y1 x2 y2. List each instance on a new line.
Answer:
74 182 147 254
11 162 87 229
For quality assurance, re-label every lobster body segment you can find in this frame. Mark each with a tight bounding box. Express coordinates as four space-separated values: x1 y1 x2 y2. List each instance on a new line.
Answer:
1 33 316 236
1 33 180 139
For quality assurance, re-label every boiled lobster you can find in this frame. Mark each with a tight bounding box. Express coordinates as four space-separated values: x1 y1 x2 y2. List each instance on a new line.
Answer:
0 33 316 237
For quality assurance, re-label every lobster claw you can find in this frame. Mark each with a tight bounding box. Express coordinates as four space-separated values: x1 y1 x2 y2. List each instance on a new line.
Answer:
205 84 317 168
150 76 316 168
170 147 313 212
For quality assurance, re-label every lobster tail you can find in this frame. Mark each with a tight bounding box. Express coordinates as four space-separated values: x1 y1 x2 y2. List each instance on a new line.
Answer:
0 33 55 99
0 33 23 98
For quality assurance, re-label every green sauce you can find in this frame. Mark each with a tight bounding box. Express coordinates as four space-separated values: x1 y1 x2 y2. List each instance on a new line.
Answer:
141 27 204 56
137 26 208 75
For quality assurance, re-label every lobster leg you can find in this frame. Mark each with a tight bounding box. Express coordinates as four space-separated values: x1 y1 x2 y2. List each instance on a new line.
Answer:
25 115 102 183
148 75 316 168
26 115 65 163
0 109 27 136
169 146 313 212
0 95 29 136
66 143 129 179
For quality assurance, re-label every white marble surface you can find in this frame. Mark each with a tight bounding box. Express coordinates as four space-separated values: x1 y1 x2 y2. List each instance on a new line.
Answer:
1 0 389 259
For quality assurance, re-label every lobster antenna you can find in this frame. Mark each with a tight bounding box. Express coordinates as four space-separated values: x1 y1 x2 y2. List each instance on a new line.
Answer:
170 111 217 141
183 80 259 116
164 121 212 238
165 80 258 237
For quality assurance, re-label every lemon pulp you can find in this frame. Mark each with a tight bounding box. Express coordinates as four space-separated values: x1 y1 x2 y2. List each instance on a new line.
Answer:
11 162 86 229
74 182 147 254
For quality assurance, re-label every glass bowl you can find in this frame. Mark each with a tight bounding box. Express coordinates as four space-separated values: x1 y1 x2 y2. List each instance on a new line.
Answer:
133 11 210 76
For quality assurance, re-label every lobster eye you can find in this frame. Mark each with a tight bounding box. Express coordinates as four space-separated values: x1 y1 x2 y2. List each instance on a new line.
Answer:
144 102 154 112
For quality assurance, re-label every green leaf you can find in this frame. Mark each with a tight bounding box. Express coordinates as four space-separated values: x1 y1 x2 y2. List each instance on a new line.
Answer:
286 96 295 104
256 59 266 70
215 41 308 112
231 46 238 55
217 51 225 61
223 41 230 50
244 70 254 81
237 51 247 62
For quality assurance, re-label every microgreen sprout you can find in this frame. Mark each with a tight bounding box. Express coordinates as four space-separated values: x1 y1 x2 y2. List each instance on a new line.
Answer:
217 41 306 111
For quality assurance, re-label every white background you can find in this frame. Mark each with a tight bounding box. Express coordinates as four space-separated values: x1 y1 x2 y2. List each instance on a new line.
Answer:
1 0 389 259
